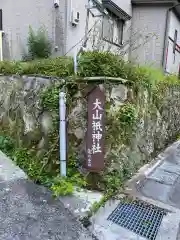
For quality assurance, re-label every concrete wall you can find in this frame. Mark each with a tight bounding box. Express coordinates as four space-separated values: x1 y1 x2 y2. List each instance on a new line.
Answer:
165 11 180 75
130 6 168 68
0 0 66 60
65 0 89 56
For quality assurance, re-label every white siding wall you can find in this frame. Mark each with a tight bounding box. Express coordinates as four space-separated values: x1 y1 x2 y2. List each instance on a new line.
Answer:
65 0 132 59
0 0 66 60
0 0 132 60
65 0 88 55
165 11 180 75
130 6 168 68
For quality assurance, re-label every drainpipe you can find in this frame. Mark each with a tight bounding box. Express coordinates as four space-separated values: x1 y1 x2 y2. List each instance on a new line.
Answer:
59 91 66 177
74 50 78 74
162 3 180 72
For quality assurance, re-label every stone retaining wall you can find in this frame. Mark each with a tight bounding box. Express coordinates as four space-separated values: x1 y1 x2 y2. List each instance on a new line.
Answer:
0 75 180 190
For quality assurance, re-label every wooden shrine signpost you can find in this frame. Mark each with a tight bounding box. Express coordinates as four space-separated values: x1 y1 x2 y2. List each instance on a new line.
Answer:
86 86 105 172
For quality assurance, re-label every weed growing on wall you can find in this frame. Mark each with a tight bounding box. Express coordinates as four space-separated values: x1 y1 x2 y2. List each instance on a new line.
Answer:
27 26 52 60
0 135 14 156
0 134 86 196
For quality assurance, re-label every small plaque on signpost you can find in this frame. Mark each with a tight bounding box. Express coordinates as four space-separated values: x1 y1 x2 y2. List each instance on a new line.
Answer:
86 86 105 172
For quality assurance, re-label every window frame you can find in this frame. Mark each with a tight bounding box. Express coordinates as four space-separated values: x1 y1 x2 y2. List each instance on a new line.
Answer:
102 12 124 47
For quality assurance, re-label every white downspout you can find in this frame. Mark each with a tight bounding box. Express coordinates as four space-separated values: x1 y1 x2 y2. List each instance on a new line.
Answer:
74 50 78 74
59 91 66 177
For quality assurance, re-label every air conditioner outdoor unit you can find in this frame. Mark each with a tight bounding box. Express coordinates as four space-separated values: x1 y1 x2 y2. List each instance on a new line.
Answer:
71 11 80 26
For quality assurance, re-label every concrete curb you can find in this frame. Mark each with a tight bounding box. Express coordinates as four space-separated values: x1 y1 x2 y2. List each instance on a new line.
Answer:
125 140 180 193
0 150 27 183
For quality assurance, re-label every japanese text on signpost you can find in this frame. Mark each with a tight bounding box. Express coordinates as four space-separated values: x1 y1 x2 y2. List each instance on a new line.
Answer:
86 86 105 171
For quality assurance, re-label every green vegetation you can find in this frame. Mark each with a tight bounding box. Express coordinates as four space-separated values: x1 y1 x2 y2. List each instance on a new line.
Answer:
0 134 87 196
0 51 179 199
26 26 52 60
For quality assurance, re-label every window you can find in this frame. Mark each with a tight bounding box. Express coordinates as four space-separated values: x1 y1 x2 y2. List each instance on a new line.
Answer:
102 13 124 46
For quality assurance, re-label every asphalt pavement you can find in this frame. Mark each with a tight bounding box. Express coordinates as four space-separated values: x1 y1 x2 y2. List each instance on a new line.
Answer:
0 151 93 240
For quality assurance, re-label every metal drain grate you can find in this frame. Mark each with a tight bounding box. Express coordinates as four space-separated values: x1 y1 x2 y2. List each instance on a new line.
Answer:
107 201 166 240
